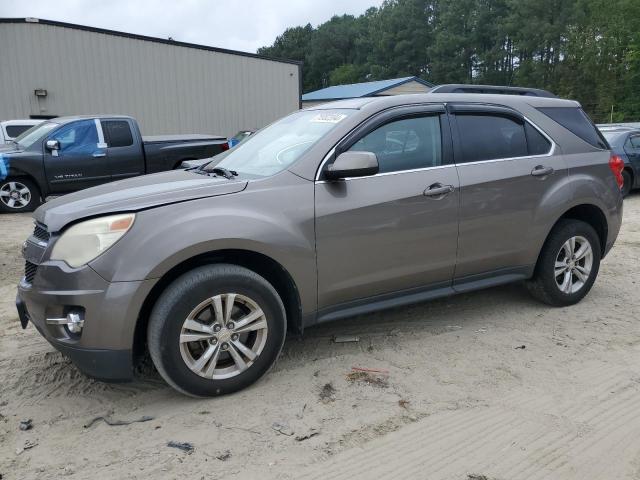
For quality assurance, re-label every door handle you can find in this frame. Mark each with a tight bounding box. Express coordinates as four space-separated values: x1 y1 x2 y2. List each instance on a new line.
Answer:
531 165 554 177
424 183 454 198
92 152 106 158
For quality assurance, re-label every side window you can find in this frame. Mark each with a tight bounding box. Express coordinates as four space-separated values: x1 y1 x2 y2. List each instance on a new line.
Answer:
5 125 33 138
525 122 552 155
629 135 640 150
102 120 134 148
348 116 442 173
52 120 99 154
456 114 527 163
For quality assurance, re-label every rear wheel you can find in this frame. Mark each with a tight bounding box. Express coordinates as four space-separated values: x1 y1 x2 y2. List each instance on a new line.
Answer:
148 264 286 397
621 169 632 197
526 219 601 306
0 177 42 213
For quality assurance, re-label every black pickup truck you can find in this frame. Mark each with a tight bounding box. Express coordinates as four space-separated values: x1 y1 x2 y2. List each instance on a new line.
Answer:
0 115 228 212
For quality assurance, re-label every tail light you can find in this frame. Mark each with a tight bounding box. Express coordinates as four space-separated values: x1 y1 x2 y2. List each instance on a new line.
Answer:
609 155 625 190
221 142 230 152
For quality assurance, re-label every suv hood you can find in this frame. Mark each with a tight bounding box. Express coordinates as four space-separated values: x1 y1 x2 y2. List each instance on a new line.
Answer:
36 170 247 232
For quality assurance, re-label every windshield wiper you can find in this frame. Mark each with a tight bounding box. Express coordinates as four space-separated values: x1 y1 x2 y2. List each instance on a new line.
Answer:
207 167 238 179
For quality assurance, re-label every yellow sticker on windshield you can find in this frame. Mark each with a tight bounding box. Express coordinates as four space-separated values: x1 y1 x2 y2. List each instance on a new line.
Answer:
310 113 347 124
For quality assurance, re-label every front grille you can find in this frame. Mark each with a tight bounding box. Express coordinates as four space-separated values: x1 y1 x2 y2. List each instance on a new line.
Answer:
24 261 37 284
33 223 50 242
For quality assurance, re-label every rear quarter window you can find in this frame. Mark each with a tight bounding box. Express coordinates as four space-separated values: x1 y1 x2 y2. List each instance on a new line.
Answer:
537 107 608 150
102 120 134 148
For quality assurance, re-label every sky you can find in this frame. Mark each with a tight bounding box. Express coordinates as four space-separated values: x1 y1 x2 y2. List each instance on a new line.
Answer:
0 0 383 53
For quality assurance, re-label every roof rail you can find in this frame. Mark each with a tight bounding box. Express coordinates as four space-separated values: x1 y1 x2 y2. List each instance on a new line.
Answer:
430 84 557 98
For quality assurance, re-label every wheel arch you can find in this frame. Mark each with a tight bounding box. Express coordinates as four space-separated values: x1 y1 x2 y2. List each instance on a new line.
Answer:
543 203 608 260
558 204 608 255
133 249 303 361
2 172 40 189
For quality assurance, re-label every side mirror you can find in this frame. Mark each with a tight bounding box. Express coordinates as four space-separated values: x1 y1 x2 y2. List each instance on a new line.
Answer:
45 140 60 151
325 151 379 180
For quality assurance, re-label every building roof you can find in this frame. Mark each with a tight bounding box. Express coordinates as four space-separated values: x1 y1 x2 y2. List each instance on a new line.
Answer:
301 76 434 101
0 17 302 66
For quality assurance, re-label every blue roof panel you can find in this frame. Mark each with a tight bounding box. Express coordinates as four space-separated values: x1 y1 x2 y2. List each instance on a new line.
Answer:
302 76 433 101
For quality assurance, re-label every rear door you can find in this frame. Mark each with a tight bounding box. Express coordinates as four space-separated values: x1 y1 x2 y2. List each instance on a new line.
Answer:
101 119 144 180
315 104 460 310
44 119 109 193
449 104 565 284
624 134 640 186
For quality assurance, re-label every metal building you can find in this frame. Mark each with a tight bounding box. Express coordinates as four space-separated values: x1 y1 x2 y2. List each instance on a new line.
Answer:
0 18 302 137
301 76 434 108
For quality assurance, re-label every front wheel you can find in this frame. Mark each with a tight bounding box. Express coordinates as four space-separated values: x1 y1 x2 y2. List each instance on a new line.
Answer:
526 219 601 307
148 264 287 397
0 177 42 213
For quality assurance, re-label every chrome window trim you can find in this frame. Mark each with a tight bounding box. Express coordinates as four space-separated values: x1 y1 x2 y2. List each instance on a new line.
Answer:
313 106 557 182
455 149 555 167
315 163 455 184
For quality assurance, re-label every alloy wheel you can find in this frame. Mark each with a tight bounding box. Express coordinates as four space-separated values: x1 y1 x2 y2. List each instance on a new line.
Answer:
0 181 31 209
554 235 593 294
179 293 268 379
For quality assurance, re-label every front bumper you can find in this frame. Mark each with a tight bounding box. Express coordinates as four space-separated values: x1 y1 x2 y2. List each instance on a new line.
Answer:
16 259 155 382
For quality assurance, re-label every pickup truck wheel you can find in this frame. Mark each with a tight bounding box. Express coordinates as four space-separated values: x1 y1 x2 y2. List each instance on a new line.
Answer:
147 264 286 397
526 219 601 307
0 178 42 213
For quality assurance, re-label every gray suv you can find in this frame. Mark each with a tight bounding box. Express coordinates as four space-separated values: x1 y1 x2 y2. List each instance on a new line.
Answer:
16 93 624 397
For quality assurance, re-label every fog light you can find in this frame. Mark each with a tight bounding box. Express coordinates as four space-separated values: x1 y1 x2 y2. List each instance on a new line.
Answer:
46 312 84 333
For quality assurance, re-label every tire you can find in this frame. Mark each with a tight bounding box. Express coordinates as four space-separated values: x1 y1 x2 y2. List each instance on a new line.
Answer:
0 177 42 213
526 219 601 307
621 169 632 198
148 264 287 397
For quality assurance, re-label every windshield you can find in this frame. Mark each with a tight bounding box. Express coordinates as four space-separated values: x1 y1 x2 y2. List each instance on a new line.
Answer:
14 122 58 149
206 109 354 178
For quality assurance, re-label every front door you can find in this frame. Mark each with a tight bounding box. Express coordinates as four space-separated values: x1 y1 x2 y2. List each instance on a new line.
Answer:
315 105 460 310
449 104 567 282
44 119 109 193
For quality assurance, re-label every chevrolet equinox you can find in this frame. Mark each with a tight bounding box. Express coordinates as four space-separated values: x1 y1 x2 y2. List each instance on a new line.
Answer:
16 93 624 397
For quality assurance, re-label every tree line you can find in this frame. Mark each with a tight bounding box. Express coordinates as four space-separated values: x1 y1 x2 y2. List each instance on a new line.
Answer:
258 0 640 122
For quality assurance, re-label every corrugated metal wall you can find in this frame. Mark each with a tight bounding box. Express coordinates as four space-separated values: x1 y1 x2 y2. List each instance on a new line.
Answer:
0 21 301 136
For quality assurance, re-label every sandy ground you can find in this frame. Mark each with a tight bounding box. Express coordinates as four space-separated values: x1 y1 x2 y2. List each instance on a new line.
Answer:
0 194 639 480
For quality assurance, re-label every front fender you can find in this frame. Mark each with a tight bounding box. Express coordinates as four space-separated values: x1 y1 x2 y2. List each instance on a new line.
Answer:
89 173 317 313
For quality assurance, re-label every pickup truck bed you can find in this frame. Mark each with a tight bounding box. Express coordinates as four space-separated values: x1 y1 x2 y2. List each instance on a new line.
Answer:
142 134 227 173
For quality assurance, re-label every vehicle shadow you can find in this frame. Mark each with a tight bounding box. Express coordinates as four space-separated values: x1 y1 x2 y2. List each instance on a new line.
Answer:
5 281 550 405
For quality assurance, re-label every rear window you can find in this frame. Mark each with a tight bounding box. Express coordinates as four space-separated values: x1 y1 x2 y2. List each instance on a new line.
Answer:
537 107 608 149
102 120 134 148
5 125 33 139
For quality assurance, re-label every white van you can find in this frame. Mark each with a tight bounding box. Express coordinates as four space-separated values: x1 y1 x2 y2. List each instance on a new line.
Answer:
0 120 44 143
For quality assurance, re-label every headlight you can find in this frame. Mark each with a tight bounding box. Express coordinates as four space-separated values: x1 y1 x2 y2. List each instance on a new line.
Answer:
50 213 135 268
